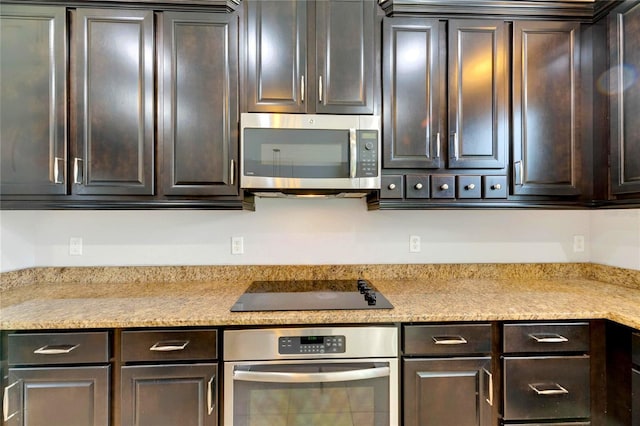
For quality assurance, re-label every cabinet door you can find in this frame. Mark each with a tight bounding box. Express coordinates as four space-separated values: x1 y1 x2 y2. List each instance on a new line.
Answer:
403 357 492 426
72 9 154 195
121 364 217 426
0 5 66 195
383 18 442 169
5 366 110 426
246 0 306 113
633 368 640 426
610 1 640 195
512 21 581 196
315 0 374 114
160 12 239 196
448 20 507 169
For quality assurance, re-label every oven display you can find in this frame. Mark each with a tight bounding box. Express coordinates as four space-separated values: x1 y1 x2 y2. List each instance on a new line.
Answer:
279 335 346 354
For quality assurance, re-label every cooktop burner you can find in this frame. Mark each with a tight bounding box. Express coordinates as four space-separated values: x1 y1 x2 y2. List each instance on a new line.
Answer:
230 279 393 312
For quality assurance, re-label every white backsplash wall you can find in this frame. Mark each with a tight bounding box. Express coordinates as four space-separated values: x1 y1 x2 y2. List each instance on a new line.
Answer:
1 198 612 273
590 208 640 270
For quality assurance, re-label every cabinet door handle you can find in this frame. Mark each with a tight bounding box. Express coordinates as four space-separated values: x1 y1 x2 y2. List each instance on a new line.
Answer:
54 157 64 184
529 383 569 396
529 333 569 343
318 76 323 103
435 132 441 158
207 375 216 415
149 340 190 352
432 335 468 345
34 344 80 355
230 159 235 185
73 157 83 184
3 381 19 422
452 132 459 160
484 368 493 406
300 75 305 103
514 160 524 185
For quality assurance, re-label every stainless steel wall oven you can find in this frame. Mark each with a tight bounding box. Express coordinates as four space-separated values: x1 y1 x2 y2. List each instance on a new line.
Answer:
223 326 399 426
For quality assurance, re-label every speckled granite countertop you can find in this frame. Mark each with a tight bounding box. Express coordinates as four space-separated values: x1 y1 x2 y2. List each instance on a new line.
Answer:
1 263 639 330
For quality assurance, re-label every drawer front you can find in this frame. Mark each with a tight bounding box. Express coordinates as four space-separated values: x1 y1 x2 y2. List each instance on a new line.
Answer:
483 175 507 199
633 368 640 426
403 324 491 355
503 356 590 421
457 175 481 199
8 332 109 365
632 333 640 366
121 329 217 362
502 423 590 426
431 175 455 198
405 175 430 199
503 322 590 353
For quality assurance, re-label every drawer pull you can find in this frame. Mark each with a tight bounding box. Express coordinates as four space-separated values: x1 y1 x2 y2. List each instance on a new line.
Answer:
529 333 569 343
3 381 19 422
149 340 190 352
432 335 468 345
34 344 80 355
528 383 569 396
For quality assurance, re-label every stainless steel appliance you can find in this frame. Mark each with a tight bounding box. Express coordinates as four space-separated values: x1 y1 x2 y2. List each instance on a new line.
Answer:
241 113 380 197
230 279 393 312
223 326 399 426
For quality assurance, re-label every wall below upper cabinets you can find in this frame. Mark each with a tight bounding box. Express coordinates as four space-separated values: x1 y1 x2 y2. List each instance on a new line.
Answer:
590 209 640 271
5 199 630 273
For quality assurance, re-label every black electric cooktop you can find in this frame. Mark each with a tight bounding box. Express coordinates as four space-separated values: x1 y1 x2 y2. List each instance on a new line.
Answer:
230 279 394 312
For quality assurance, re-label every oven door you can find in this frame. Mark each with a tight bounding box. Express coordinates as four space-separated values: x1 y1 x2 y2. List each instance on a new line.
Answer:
224 359 398 426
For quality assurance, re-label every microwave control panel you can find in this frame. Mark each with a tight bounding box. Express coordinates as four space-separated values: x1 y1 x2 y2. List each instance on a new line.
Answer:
357 130 379 177
279 335 346 354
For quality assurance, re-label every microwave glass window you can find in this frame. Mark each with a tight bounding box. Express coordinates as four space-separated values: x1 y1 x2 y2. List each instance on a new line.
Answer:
244 129 349 178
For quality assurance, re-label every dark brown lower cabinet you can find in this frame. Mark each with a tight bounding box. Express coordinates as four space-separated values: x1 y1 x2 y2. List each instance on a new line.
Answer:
121 363 217 426
633 368 640 426
403 357 492 426
5 366 110 426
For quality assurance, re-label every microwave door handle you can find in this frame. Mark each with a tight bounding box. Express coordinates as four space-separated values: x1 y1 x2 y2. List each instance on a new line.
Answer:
349 128 357 178
233 365 390 384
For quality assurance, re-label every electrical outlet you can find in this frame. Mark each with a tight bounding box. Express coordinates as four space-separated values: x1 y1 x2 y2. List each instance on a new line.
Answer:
231 236 244 255
409 235 421 253
573 235 585 253
69 237 83 256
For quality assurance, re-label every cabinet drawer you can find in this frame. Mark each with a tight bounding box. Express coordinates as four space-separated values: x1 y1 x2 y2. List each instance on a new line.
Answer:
381 175 403 198
503 322 590 353
403 324 491 355
431 175 455 198
502 423 589 426
121 329 217 362
503 356 590 421
632 333 640 366
405 175 429 199
8 332 109 365
457 175 481 199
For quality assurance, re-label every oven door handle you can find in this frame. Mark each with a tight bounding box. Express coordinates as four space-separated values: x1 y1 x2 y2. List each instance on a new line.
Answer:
233 365 390 384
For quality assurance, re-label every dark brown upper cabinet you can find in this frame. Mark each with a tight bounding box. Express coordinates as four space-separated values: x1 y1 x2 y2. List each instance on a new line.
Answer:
609 0 640 197
512 21 582 197
71 8 155 196
245 0 375 114
159 12 239 197
0 5 67 196
383 18 507 170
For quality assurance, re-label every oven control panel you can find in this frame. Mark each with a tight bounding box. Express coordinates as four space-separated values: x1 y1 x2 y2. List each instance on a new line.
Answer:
279 335 346 354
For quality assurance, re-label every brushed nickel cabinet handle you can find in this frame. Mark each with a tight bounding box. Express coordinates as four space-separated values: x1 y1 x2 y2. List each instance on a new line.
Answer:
54 157 64 184
452 132 459 160
529 383 569 396
492 183 502 190
3 381 19 422
34 344 80 355
149 340 190 352
415 183 423 190
73 157 83 184
484 368 493 406
318 76 323 103
440 183 449 191
466 184 475 190
435 132 441 158
207 375 216 415
514 160 524 185
388 183 396 190
529 333 569 343
300 75 305 103
230 159 235 185
432 335 467 345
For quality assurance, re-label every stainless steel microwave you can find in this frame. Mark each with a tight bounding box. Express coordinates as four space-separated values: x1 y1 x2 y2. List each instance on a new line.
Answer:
240 113 380 196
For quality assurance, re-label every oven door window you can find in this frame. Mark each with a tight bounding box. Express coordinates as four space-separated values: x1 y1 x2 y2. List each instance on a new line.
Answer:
243 129 350 178
231 362 391 426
